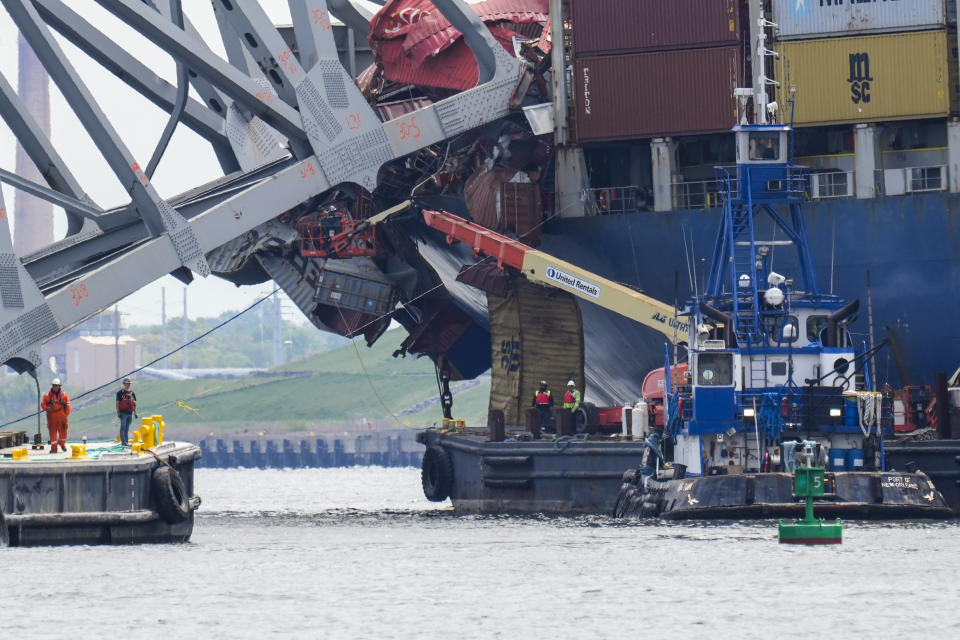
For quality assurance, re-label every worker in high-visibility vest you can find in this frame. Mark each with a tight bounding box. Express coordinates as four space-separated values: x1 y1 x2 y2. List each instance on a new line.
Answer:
532 380 554 433
563 380 581 412
41 378 71 453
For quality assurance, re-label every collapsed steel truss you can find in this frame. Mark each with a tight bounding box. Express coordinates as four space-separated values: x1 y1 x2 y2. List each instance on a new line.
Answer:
0 0 525 372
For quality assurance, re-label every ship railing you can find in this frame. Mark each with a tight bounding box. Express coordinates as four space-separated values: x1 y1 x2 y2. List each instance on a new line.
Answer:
584 185 648 215
671 178 722 210
711 165 809 202
807 170 854 200
739 387 892 435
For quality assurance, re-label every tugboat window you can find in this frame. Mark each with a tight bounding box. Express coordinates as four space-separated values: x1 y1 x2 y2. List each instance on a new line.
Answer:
696 353 733 386
807 315 828 341
771 361 788 376
749 133 780 161
764 315 798 344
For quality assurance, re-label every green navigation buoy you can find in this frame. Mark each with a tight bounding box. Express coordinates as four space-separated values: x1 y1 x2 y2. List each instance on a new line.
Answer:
778 466 843 545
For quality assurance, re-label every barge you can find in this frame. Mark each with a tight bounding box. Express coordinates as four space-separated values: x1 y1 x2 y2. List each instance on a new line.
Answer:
417 426 647 515
0 422 201 547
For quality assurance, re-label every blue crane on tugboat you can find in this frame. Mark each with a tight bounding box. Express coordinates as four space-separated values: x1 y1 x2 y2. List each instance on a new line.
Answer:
615 123 948 518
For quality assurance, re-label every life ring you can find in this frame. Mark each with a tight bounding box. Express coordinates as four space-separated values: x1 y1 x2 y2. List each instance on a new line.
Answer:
151 465 191 524
421 446 454 502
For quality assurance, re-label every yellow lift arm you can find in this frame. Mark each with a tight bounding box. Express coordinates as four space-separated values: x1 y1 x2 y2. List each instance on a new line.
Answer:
421 209 689 344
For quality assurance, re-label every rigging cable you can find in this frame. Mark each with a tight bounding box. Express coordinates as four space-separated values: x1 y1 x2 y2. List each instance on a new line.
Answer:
0 289 280 429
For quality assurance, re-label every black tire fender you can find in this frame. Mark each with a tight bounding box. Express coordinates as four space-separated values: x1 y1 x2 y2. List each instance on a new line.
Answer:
421 446 454 502
574 402 600 434
0 509 8 547
152 465 191 524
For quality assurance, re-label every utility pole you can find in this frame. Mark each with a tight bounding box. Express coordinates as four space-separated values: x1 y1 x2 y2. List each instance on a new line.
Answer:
114 305 120 380
182 288 189 370
161 287 167 368
273 293 283 366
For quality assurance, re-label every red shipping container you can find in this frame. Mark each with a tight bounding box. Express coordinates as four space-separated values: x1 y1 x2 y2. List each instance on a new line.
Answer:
571 0 742 56
573 47 742 142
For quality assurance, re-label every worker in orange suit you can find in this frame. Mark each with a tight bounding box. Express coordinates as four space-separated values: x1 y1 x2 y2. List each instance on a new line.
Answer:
41 378 71 453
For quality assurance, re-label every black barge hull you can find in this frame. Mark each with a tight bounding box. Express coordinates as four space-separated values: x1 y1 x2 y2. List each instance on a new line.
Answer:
1 441 202 547
418 429 647 515
885 440 960 513
614 470 953 520
417 429 959 518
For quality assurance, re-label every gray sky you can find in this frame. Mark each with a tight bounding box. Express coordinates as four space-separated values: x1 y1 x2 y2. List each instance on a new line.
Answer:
0 1 307 327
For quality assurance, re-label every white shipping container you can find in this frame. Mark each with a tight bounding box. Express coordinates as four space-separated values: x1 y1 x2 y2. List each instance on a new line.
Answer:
772 0 954 40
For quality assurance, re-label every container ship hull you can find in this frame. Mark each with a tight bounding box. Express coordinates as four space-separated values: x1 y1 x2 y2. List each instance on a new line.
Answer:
539 191 960 406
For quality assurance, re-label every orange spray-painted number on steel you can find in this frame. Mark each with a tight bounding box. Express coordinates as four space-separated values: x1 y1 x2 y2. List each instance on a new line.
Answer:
397 116 421 141
346 113 362 130
70 284 89 306
131 162 148 184
312 8 332 29
300 163 316 179
278 50 297 75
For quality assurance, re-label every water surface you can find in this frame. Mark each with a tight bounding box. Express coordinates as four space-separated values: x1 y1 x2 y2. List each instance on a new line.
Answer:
3 467 960 639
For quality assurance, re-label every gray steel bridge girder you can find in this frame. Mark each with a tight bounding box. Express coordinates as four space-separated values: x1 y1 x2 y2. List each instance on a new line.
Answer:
0 68 95 236
5 0 211 277
0 189 53 371
32 0 231 152
217 0 305 109
43 158 329 334
94 0 308 146
1 0 530 369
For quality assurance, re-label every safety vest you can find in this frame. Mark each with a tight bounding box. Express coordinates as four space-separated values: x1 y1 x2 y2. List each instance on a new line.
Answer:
563 389 581 410
118 390 136 413
535 390 551 405
41 389 71 415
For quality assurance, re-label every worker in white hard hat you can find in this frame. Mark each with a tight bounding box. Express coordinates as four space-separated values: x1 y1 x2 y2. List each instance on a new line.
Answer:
41 378 71 453
562 379 581 412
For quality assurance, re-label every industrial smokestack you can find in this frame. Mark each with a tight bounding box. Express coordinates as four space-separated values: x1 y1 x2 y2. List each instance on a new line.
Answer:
14 34 54 255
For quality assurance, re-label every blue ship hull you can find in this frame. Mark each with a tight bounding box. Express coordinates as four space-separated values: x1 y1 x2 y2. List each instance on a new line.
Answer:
537 192 960 404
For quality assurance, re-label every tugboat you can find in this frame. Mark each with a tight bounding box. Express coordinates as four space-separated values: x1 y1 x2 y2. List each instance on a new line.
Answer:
0 417 201 547
614 124 951 520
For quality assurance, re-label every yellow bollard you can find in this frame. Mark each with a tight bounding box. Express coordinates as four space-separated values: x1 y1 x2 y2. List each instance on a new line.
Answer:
12 447 28 460
69 444 86 459
140 418 156 449
151 415 165 445
130 443 142 454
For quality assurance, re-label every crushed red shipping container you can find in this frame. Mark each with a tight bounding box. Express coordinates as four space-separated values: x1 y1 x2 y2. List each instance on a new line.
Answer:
369 0 548 91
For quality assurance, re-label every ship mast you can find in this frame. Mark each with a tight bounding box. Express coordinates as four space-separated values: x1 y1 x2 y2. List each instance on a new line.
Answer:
748 0 779 126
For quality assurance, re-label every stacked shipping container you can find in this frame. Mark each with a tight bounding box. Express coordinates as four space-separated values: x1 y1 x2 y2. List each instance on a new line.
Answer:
571 0 745 141
772 0 958 126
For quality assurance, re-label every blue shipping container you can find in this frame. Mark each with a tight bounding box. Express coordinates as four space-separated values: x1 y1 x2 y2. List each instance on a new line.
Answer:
772 0 953 40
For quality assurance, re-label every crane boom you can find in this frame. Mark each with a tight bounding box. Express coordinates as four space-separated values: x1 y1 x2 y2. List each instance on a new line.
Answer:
421 209 689 343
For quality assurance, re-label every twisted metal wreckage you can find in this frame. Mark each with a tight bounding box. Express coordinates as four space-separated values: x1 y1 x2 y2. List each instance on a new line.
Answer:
1 0 573 410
